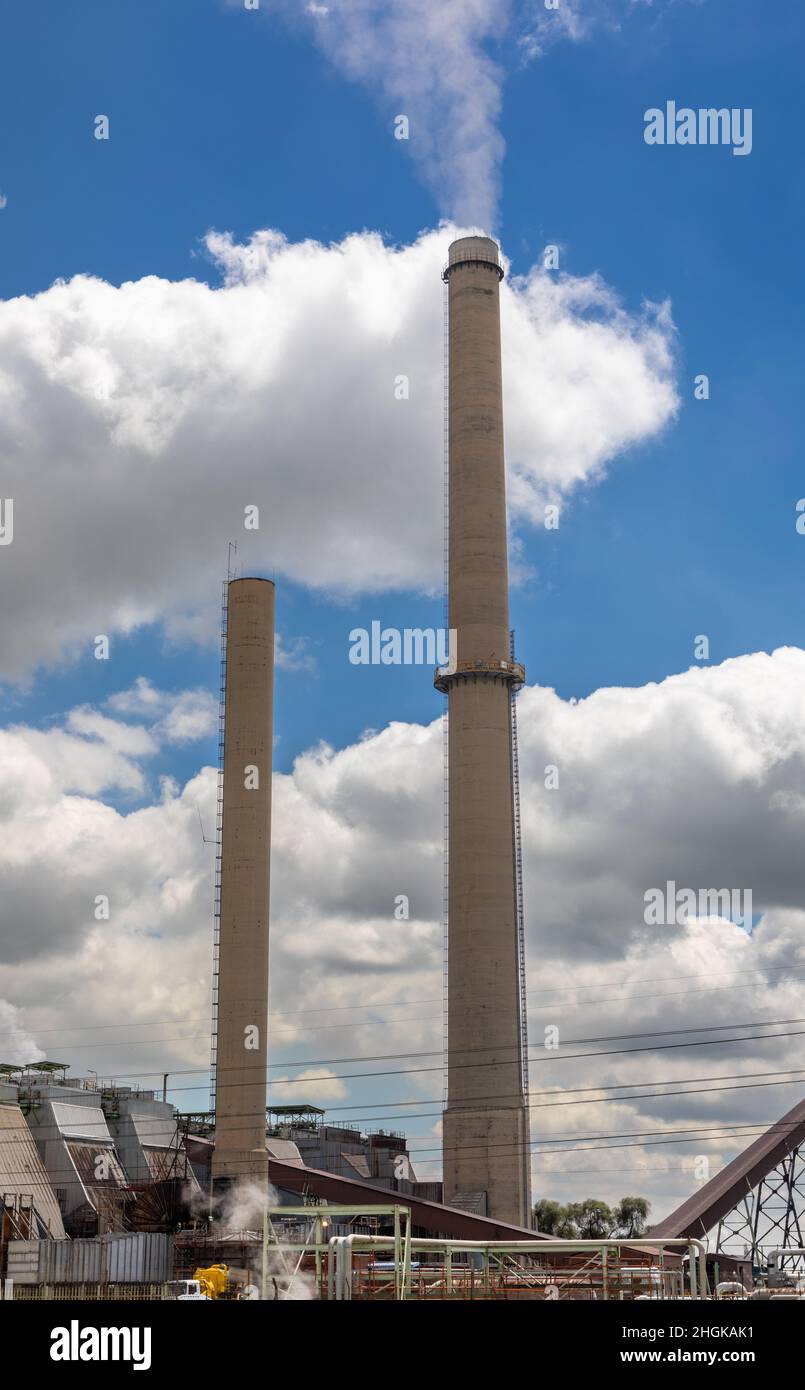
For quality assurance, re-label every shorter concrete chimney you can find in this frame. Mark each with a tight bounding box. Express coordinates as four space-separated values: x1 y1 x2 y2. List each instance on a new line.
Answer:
212 577 274 1184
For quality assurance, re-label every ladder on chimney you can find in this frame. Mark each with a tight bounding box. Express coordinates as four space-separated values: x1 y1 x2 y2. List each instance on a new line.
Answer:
510 630 529 1102
441 277 450 1106
209 578 229 1112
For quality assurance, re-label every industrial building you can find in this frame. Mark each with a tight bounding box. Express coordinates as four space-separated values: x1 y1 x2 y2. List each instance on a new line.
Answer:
2 238 805 1302
0 1070 197 1241
4 1071 805 1297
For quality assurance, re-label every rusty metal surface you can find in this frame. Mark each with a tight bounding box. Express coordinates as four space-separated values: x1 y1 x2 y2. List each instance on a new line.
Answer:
64 1139 128 1232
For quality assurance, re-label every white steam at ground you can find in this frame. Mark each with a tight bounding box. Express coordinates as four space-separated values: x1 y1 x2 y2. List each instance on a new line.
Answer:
214 1180 317 1300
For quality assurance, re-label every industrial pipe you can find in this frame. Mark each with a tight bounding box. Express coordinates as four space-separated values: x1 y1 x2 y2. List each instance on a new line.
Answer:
326 1235 708 1300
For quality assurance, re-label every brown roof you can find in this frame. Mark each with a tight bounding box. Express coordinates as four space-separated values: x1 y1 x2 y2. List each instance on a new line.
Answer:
267 1155 549 1242
264 1157 662 1261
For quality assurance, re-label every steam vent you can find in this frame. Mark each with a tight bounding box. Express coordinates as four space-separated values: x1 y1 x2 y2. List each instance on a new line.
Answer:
437 236 532 1225
211 577 275 1184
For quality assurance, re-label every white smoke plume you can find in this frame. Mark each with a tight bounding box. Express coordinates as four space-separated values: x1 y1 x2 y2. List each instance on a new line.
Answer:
215 1178 277 1234
256 0 510 230
0 1000 39 1065
213 1180 318 1299
242 3 691 227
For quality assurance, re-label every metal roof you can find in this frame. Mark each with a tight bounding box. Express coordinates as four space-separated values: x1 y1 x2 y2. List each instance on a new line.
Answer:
263 1156 665 1261
0 1103 66 1238
265 1138 304 1166
268 1104 325 1117
128 1113 180 1148
49 1102 112 1141
650 1096 805 1240
266 1154 551 1243
64 1140 128 1231
18 1061 70 1073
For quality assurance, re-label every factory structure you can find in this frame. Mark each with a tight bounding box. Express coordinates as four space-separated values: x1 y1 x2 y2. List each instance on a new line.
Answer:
2 237 805 1299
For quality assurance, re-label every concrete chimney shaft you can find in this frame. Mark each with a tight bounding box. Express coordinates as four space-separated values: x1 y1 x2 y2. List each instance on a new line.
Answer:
438 236 532 1225
212 577 274 1183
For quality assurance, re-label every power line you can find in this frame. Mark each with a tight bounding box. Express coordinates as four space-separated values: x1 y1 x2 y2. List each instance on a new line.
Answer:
264 1013 805 1071
88 1061 805 1108
408 1123 795 1162
4 959 805 1044
0 1013 439 1043
527 959 805 995
197 1025 805 1087
13 1018 800 1089
529 971 805 1012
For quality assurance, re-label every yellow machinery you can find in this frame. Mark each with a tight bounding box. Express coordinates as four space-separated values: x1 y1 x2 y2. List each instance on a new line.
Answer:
194 1264 243 1300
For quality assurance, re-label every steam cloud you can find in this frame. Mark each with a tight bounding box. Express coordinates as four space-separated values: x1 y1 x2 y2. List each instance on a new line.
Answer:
263 0 510 230
252 2 685 227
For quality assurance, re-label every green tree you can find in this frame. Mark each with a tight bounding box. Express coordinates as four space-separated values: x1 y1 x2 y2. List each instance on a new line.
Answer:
534 1194 651 1240
612 1196 651 1237
533 1199 564 1234
566 1199 613 1240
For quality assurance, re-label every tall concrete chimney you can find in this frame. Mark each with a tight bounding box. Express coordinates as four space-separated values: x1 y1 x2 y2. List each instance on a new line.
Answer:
212 577 275 1184
436 236 532 1225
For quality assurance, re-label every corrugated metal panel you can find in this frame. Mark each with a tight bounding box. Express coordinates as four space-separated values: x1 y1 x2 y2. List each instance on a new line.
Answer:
0 1104 66 1238
106 1233 172 1283
64 1140 128 1231
140 1145 176 1182
40 1237 102 1283
36 1233 173 1285
6 1240 42 1285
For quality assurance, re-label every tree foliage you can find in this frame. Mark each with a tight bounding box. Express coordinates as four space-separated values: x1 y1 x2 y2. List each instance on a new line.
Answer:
534 1195 651 1239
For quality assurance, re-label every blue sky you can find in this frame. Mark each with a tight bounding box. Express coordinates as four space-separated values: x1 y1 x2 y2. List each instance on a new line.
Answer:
2 0 803 784
3 1 805 1212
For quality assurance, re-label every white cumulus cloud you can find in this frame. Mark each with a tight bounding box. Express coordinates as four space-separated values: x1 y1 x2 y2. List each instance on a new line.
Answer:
2 649 805 1224
0 225 677 681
